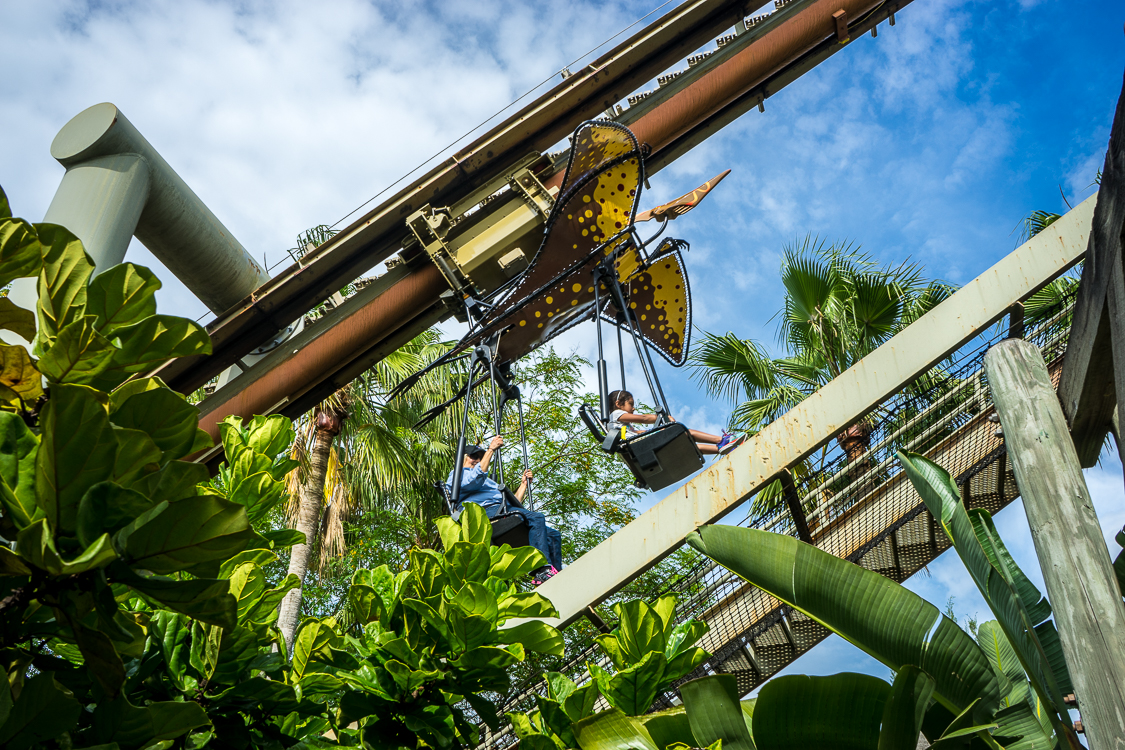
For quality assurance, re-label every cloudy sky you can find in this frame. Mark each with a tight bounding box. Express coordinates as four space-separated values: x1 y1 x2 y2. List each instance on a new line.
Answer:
4 0 1124 694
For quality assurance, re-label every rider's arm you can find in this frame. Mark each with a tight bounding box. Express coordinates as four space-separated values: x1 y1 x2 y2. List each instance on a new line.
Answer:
479 436 504 472
617 412 659 425
515 471 532 502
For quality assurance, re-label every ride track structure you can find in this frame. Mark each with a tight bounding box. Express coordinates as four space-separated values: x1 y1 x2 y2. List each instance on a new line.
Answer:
156 0 915 462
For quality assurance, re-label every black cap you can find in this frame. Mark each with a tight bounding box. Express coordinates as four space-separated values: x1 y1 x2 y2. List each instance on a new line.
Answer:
465 444 486 459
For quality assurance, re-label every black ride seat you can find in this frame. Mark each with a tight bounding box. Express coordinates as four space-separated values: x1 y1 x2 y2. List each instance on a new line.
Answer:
435 482 531 549
578 404 704 491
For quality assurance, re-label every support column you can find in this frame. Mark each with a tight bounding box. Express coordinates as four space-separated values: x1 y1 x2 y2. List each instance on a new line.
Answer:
986 338 1125 749
39 102 270 314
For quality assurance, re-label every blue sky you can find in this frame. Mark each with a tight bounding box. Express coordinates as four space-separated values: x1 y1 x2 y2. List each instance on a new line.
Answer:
3 0 1124 704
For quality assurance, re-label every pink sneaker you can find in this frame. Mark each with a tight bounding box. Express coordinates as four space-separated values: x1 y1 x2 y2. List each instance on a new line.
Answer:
533 566 559 585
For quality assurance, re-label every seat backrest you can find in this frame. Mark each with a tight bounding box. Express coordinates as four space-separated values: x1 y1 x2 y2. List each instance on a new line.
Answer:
435 481 531 547
579 403 621 452
578 403 607 441
619 422 704 491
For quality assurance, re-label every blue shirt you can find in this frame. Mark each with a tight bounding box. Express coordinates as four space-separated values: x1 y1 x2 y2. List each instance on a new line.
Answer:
446 465 504 509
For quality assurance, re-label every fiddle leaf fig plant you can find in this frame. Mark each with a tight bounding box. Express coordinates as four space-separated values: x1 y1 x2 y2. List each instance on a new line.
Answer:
0 182 567 748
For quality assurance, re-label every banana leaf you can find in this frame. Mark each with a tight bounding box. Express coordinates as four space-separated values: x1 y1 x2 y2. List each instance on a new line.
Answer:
897 451 1073 734
686 524 1001 722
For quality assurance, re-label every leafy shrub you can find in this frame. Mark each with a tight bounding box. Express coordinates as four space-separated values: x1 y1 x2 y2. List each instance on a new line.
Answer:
0 185 563 748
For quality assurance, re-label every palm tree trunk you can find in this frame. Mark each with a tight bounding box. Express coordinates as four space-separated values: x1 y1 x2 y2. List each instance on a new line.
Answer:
277 408 344 653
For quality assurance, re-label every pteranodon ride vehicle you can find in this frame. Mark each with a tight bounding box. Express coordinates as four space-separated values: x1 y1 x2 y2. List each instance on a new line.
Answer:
393 121 729 502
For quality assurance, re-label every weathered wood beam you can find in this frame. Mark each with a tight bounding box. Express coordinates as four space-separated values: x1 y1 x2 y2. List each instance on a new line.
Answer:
1058 70 1125 466
987 338 1125 748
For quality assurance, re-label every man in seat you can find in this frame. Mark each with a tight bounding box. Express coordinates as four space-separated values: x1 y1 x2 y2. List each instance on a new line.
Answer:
446 437 563 583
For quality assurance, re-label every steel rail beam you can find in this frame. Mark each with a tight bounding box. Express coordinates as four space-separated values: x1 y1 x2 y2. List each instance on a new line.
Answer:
525 193 1096 628
192 262 448 461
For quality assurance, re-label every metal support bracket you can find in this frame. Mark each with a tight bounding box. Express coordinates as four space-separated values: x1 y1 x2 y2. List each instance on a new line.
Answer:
508 166 554 220
406 205 469 293
832 9 850 43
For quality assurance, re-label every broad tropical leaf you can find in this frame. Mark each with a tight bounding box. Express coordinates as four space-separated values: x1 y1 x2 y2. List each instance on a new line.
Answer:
679 674 756 750
115 494 262 577
36 384 116 535
898 451 1072 728
754 673 888 750
86 262 160 334
687 524 1002 721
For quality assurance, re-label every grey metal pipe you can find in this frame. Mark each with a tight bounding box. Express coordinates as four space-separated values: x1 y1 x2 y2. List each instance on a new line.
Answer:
42 102 269 314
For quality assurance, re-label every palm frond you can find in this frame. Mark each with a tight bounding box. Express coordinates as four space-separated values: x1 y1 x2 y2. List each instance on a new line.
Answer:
687 330 777 403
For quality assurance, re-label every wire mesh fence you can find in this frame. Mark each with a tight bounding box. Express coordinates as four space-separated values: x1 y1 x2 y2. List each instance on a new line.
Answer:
475 292 1077 748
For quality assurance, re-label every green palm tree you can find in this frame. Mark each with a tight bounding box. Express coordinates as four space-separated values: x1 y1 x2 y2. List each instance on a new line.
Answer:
690 237 954 463
276 331 464 647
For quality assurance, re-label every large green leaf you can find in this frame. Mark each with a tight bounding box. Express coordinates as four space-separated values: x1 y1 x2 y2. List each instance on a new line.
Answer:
1031 621 1074 697
110 427 163 487
591 651 666 716
211 676 302 715
116 567 236 629
91 693 208 749
970 510 1050 625
115 494 261 577
0 546 31 576
0 298 35 341
129 458 208 501
754 673 888 750
573 707 661 750
36 384 116 536
227 471 284 523
451 581 499 621
898 451 1070 726
639 706 697 750
679 674 756 750
34 223 94 350
102 314 211 374
0 217 44 289
86 263 160 335
108 386 199 463
0 411 39 530
490 544 547 580
291 618 339 681
992 702 1056 750
496 620 565 656
244 414 295 459
38 317 116 384
614 599 666 663
879 666 936 750
17 520 116 575
148 611 195 692
687 524 1001 721
498 590 558 620
460 502 492 545
976 620 1028 707
535 695 577 746
0 672 81 749
446 540 492 589
77 481 157 547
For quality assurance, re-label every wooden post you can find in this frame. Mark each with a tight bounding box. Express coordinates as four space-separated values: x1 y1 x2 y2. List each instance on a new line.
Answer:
986 338 1125 749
